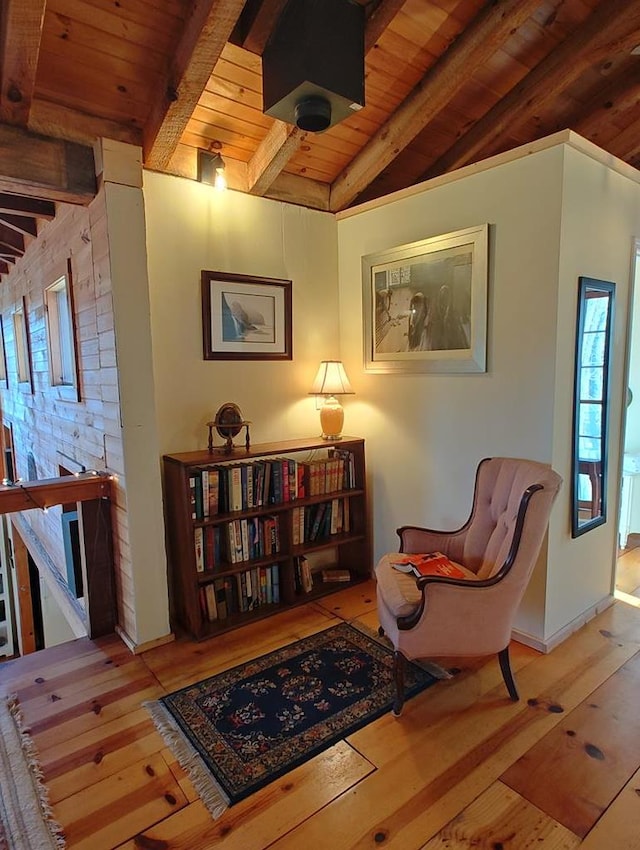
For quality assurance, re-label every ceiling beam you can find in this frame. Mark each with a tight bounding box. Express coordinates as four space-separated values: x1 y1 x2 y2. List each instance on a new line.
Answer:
242 0 289 54
0 254 16 263
144 0 246 170
0 261 8 275
570 72 640 145
609 116 640 162
29 98 142 148
0 0 45 125
248 0 409 198
0 223 24 253
0 123 95 204
247 122 306 195
424 0 640 179
328 0 541 211
364 0 407 53
0 212 38 237
0 192 54 219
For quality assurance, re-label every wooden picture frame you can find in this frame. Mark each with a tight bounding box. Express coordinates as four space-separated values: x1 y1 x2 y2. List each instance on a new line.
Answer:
362 224 489 373
201 271 292 361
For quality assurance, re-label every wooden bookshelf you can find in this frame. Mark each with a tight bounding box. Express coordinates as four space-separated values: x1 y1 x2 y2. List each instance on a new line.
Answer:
163 436 371 640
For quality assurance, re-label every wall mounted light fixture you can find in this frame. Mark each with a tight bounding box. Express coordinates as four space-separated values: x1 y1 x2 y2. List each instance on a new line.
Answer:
197 150 227 190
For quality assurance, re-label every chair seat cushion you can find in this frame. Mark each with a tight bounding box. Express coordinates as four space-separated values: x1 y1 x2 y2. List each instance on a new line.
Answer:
374 553 479 619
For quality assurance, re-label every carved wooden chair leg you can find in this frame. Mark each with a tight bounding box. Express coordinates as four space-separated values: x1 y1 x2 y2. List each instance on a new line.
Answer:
392 650 407 717
498 646 519 701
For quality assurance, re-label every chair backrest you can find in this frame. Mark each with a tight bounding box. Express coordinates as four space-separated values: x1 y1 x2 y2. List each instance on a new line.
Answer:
462 457 562 581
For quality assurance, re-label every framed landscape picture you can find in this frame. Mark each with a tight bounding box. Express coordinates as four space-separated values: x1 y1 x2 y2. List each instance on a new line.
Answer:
362 224 489 373
201 271 292 361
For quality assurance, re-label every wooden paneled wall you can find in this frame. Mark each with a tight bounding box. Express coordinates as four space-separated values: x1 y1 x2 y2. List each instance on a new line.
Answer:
0 189 133 642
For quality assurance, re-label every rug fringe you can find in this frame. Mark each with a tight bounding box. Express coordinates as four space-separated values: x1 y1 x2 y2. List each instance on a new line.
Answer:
144 700 230 820
3 695 66 849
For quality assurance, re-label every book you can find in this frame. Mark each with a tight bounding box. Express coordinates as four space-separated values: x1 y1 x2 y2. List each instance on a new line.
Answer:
204 583 217 620
194 527 204 572
297 555 313 593
390 552 465 579
321 568 351 583
208 468 219 516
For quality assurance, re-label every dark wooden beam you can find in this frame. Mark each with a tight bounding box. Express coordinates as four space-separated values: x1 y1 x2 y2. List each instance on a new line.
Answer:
0 260 8 275
241 0 289 54
0 254 16 263
0 211 37 236
0 222 24 252
0 123 95 204
0 191 54 218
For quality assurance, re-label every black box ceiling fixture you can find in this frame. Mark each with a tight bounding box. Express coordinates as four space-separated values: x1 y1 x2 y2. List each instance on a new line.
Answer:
262 0 365 133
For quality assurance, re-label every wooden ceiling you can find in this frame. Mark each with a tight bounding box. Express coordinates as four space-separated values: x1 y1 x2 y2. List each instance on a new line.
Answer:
1 0 640 269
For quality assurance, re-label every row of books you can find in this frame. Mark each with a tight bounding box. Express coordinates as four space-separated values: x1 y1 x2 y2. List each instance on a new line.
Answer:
194 515 280 572
199 565 281 621
291 498 351 545
188 450 356 519
294 556 352 594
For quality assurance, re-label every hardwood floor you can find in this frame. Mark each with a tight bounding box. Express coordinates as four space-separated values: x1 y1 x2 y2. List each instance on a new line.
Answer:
616 537 640 597
1 580 640 849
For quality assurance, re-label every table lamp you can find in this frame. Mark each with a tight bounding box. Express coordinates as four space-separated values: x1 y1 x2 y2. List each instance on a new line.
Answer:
309 360 354 440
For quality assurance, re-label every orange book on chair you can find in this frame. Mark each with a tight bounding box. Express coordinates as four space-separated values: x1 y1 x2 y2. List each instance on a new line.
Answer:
390 552 465 579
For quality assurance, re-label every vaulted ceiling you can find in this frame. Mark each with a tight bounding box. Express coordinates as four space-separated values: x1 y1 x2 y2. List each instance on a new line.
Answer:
1 0 640 274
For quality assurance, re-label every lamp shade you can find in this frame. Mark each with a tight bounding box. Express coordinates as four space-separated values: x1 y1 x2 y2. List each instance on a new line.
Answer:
309 360 354 396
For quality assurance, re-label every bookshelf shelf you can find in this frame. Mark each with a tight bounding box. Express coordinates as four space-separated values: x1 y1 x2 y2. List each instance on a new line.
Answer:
163 436 371 640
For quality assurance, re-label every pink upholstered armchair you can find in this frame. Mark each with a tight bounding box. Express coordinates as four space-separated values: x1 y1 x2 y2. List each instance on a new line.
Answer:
375 457 562 716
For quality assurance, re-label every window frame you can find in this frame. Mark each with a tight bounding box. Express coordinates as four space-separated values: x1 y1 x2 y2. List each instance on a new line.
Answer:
12 296 33 393
44 261 81 402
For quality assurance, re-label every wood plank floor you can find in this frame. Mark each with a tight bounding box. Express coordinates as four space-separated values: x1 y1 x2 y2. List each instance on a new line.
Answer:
1 580 640 849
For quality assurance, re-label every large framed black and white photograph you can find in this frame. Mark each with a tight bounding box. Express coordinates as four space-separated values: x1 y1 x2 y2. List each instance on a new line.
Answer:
362 224 489 373
201 271 292 361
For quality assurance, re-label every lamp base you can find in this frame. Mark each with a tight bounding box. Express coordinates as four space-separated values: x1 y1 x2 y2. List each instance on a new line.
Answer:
319 396 344 441
321 434 343 441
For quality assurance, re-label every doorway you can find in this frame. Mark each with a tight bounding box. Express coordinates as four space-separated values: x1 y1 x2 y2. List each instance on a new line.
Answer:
616 241 640 600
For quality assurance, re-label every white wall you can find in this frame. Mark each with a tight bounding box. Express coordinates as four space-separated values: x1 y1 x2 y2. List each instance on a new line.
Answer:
337 146 566 641
143 172 340 453
545 147 640 640
623 251 640 537
40 576 77 647
141 136 640 650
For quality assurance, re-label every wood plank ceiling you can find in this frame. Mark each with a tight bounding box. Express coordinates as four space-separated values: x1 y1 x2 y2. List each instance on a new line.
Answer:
1 0 640 273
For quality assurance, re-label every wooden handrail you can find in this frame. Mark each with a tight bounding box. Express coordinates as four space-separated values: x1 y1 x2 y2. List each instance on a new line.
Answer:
0 472 111 514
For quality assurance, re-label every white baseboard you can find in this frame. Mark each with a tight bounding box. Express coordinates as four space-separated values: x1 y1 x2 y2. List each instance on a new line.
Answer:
115 624 175 655
512 594 615 654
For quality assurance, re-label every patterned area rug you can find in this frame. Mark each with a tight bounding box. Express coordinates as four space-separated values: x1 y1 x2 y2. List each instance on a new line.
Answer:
146 622 436 817
0 696 65 849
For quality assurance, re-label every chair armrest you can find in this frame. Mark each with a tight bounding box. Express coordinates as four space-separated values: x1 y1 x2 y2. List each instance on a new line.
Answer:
396 525 467 562
398 572 507 633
